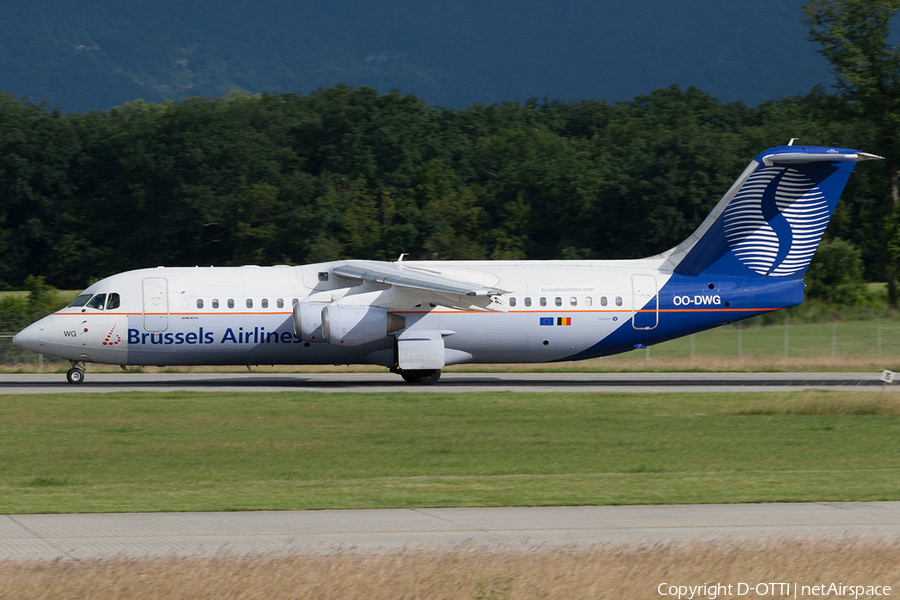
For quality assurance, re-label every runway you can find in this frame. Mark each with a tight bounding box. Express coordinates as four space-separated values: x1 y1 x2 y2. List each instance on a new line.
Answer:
2 502 899 560
0 371 892 394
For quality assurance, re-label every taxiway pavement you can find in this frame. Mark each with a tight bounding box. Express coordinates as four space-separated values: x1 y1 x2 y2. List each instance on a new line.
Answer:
0 371 893 394
2 502 899 560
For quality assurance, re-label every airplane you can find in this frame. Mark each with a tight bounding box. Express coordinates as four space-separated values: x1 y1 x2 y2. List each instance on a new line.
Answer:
13 144 881 385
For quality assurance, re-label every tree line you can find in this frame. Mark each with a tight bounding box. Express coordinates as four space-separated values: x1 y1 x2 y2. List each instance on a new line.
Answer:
0 83 889 298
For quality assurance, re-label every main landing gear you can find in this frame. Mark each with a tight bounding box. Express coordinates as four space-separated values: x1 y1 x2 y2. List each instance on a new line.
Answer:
67 361 86 385
398 369 442 385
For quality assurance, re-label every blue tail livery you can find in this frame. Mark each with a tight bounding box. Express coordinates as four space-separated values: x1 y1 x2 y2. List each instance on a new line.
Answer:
566 145 882 359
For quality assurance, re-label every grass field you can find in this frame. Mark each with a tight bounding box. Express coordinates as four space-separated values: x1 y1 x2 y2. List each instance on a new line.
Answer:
3 538 898 600
0 290 80 301
2 390 899 514
642 317 900 359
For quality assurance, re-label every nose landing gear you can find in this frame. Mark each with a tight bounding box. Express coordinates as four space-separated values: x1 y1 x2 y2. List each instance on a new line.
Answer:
67 361 86 384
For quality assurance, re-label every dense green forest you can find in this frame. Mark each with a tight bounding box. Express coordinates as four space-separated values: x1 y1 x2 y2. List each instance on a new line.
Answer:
0 84 889 299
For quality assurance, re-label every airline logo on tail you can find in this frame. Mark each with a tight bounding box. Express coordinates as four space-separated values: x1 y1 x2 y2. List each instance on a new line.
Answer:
723 166 828 277
671 146 880 278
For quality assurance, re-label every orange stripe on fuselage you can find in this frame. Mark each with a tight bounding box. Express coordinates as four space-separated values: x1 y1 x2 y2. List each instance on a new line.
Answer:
54 307 782 317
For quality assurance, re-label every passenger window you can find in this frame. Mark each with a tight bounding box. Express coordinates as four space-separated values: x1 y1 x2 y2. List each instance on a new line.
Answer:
197 299 204 309
227 299 235 309
524 297 532 307
292 298 299 306
510 297 517 307
585 297 592 307
540 297 547 307
246 299 253 309
213 299 219 309
601 296 608 307
87 294 107 310
106 293 121 310
570 297 577 306
555 297 562 307
616 296 623 306
262 298 269 309
277 298 284 308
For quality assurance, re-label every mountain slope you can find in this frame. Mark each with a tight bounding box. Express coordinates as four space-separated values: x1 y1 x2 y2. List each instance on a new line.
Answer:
1 0 834 112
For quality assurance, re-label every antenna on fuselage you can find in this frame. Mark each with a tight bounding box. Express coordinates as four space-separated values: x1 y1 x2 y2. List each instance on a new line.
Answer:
788 138 799 146
397 253 408 262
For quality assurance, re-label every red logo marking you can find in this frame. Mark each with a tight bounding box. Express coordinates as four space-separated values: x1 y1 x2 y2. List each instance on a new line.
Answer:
102 324 122 346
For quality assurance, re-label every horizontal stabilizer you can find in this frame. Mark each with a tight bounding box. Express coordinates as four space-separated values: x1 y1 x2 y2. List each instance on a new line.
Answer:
761 151 883 166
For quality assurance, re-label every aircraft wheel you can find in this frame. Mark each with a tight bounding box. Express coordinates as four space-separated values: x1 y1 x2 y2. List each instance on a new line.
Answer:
401 369 441 385
66 368 85 385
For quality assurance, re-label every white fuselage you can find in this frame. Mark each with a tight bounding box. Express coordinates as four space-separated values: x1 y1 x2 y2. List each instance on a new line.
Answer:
24 260 674 367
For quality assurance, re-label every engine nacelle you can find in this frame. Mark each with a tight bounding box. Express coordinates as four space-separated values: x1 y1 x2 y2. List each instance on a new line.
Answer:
292 302 327 342
321 305 405 346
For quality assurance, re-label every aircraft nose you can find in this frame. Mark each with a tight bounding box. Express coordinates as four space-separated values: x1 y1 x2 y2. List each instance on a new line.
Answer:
12 322 42 353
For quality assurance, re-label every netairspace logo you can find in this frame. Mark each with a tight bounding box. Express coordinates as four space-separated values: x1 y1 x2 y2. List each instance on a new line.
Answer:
657 582 892 599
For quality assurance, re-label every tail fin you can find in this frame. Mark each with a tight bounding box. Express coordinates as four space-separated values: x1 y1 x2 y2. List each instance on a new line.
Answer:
658 146 881 277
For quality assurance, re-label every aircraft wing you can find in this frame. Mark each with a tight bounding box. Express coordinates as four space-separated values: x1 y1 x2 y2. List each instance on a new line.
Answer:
333 260 508 311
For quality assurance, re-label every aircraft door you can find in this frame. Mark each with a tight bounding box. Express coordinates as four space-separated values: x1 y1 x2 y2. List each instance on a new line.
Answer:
142 277 169 332
631 274 658 330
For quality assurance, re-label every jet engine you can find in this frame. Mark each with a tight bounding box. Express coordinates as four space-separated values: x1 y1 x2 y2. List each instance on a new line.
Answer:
293 302 326 342
321 305 405 346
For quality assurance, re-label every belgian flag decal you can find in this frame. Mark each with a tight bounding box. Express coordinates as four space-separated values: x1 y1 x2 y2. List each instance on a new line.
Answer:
557 317 572 326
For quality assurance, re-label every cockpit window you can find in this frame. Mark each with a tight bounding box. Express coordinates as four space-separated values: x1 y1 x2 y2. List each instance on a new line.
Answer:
86 294 107 310
69 294 93 307
107 293 121 310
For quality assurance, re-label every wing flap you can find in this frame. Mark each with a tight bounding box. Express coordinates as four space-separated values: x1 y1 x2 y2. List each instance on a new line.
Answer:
333 260 507 297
